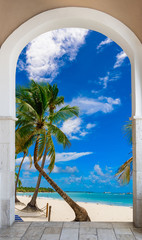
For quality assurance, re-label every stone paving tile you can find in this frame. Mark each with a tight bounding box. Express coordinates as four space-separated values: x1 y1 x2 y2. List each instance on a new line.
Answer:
63 222 80 228
45 222 64 227
0 227 28 238
80 222 113 229
60 228 79 240
12 222 31 228
40 227 61 240
112 223 134 229
97 228 117 240
30 221 63 227
41 234 60 240
79 234 98 240
80 227 97 235
21 226 45 240
30 222 48 227
0 238 21 240
44 227 62 234
114 228 133 235
131 228 142 240
116 235 136 240
1 222 142 240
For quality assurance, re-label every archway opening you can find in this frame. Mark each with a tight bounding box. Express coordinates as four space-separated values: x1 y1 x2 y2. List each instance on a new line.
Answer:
15 27 132 222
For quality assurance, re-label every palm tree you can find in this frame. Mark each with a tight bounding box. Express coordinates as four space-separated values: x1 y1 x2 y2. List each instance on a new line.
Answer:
16 80 90 221
15 165 22 188
25 83 72 211
15 153 27 203
15 131 32 203
115 121 133 185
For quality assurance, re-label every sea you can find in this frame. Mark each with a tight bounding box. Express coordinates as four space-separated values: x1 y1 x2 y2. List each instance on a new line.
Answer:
17 192 133 207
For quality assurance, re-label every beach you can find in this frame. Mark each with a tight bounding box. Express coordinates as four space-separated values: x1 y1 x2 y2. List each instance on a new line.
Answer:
15 196 133 222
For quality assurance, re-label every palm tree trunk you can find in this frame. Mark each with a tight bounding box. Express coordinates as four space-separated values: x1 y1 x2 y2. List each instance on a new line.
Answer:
33 139 90 221
27 149 47 209
15 153 26 203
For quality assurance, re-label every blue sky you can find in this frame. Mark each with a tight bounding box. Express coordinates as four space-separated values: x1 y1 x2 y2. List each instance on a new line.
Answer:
16 28 132 193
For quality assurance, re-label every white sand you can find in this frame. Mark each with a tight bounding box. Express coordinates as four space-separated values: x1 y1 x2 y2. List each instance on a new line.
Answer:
15 196 133 222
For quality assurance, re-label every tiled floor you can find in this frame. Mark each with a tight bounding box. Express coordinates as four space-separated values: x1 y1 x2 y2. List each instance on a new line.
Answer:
0 222 142 240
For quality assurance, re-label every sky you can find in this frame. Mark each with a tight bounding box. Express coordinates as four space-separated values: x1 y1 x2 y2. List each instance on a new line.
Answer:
16 28 132 193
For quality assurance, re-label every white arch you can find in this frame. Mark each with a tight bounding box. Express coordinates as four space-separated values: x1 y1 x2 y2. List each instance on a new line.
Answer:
0 7 142 227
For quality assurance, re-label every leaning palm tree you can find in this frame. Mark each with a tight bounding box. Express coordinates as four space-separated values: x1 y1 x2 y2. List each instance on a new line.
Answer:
25 83 74 211
115 121 133 185
15 152 27 203
15 166 22 188
16 80 90 221
15 131 32 203
15 165 22 187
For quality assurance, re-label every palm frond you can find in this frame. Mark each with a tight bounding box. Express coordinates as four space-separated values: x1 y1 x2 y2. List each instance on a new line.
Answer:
115 157 133 185
16 86 37 113
47 135 55 173
54 96 64 107
29 154 33 168
16 124 35 138
49 123 71 148
123 120 132 144
37 131 47 161
18 178 22 187
51 106 79 123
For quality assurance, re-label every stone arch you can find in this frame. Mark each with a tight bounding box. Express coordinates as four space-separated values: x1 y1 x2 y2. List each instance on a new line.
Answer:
0 7 142 227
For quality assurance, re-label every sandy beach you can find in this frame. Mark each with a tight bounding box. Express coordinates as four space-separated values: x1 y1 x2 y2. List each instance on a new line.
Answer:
15 196 133 222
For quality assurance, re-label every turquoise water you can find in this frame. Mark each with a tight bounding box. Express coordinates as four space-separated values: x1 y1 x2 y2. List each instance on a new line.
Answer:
18 192 133 207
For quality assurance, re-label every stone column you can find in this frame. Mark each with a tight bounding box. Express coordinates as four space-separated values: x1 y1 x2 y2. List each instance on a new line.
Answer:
0 117 15 228
133 117 142 227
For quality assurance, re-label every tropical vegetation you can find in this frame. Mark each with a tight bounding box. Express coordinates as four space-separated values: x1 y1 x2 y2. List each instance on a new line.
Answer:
115 121 133 185
15 131 33 203
16 80 90 221
17 187 54 192
15 165 22 188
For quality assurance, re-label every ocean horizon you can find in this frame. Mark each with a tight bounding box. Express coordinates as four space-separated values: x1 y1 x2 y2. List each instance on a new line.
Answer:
18 191 133 207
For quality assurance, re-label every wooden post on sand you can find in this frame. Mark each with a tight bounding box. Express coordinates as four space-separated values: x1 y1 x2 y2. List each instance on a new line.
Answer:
46 203 48 218
48 206 52 222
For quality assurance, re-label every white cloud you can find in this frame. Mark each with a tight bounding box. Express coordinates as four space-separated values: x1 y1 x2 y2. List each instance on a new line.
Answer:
16 151 93 172
60 118 96 139
17 59 26 71
87 172 99 183
23 163 37 172
55 152 93 163
99 74 109 89
57 164 116 188
94 164 104 176
91 90 100 94
113 51 127 68
79 131 88 137
16 156 31 164
86 123 96 129
86 164 114 184
52 165 78 174
66 176 83 184
60 118 82 139
69 96 121 115
22 171 31 177
20 28 88 82
96 37 113 51
99 71 121 89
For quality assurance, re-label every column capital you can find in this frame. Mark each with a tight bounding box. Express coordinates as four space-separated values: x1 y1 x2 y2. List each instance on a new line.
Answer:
130 116 142 120
0 116 17 121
